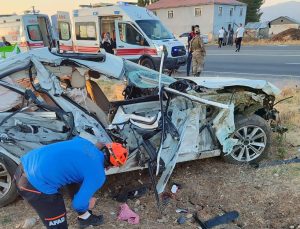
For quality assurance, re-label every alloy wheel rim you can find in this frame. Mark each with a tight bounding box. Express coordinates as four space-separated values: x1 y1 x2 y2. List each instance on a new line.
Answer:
0 162 12 198
231 125 267 162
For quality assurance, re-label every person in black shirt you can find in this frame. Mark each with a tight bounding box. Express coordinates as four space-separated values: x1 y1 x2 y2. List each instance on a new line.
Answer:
186 26 196 76
2 37 11 46
100 32 115 54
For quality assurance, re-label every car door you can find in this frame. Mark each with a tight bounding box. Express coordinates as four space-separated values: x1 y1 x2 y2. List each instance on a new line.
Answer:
114 20 150 61
52 11 73 52
73 16 100 53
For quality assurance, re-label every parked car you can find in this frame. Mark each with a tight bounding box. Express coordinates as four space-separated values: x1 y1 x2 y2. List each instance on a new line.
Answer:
0 48 280 207
178 32 209 49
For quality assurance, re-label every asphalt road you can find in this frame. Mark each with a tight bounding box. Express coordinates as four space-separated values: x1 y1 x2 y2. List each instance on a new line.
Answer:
178 45 300 88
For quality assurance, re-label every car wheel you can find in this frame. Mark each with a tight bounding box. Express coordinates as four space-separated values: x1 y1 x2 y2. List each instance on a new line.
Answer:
223 114 271 164
0 153 18 207
140 58 155 70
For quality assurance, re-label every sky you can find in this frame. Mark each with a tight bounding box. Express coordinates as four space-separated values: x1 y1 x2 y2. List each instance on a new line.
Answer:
0 0 299 15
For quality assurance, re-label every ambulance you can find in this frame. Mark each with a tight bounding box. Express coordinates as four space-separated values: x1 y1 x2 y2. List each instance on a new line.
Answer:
62 3 187 70
0 14 55 52
51 12 73 51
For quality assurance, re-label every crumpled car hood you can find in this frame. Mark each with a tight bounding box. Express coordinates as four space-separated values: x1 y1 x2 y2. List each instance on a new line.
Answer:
182 77 281 96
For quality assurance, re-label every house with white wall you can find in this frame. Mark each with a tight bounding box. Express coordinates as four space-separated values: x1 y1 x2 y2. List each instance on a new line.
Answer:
269 16 300 36
147 0 247 41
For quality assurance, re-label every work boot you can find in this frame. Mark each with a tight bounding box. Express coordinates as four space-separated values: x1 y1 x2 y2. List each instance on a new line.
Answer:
78 213 104 228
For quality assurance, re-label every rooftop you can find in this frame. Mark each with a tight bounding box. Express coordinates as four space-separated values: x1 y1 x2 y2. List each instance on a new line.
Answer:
147 0 246 10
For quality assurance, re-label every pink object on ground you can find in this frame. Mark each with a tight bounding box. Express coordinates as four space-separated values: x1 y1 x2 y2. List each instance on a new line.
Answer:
117 203 140 225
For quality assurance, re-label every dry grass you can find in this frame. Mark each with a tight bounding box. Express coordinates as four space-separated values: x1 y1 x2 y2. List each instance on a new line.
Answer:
97 79 125 101
243 39 300 46
269 88 300 160
277 88 300 124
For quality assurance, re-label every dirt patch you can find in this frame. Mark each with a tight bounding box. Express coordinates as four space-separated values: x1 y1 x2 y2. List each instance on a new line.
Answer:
272 28 300 41
0 159 299 229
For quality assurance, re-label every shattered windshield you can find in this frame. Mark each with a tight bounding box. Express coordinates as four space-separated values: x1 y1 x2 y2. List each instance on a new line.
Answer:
123 60 176 89
136 20 174 40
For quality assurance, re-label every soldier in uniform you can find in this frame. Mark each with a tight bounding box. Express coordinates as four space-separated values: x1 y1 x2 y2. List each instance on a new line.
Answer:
190 27 206 76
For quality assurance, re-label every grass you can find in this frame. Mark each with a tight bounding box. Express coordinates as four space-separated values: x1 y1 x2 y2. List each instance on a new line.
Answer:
243 39 300 46
270 88 300 160
275 134 288 159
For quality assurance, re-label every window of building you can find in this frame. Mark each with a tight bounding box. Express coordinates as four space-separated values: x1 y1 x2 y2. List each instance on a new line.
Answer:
230 8 233 16
58 22 71 40
218 7 223 16
168 10 174 19
27 25 43 41
75 22 97 40
153 11 157 16
118 22 148 46
240 8 243 16
195 7 202 17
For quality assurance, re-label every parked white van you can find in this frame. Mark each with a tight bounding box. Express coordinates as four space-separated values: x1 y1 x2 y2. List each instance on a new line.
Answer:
0 14 55 52
66 3 187 70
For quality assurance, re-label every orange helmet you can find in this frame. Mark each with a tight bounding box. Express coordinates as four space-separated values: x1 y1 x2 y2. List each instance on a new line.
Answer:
105 143 128 167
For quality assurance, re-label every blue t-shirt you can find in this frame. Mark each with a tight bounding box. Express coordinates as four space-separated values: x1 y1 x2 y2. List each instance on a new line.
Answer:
21 136 106 213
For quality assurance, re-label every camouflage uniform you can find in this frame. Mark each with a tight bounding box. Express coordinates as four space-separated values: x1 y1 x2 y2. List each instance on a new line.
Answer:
190 35 206 76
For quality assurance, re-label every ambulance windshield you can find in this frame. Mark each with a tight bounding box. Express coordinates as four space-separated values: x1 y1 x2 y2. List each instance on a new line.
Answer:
136 20 174 40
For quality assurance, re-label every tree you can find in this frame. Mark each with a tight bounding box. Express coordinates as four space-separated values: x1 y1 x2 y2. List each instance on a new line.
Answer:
137 0 159 7
238 0 265 22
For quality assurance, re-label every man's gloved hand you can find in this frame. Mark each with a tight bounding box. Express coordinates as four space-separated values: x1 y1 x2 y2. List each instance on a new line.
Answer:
78 211 104 228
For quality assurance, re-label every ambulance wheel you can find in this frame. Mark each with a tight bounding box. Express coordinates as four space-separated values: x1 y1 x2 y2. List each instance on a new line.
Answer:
0 153 18 207
140 58 155 70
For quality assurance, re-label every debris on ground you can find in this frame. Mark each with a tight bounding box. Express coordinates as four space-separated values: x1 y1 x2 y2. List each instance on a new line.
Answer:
117 203 139 225
176 208 188 213
272 28 300 41
22 217 37 228
194 211 239 229
255 157 300 168
114 185 148 202
177 215 186 224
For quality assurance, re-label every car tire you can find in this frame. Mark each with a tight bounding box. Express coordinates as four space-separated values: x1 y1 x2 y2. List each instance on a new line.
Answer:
140 58 155 70
0 153 18 207
223 114 271 164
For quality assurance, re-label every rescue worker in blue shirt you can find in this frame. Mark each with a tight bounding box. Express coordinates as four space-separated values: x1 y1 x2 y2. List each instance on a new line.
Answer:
14 136 128 229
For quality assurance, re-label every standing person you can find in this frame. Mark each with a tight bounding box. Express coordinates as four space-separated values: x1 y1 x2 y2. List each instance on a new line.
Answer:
14 137 128 229
235 23 245 52
223 29 228 46
100 32 115 54
2 36 11 46
186 25 196 76
228 28 234 46
218 27 225 48
190 27 206 76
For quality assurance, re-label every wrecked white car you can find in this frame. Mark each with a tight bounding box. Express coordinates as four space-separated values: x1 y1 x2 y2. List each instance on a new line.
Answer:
0 48 281 207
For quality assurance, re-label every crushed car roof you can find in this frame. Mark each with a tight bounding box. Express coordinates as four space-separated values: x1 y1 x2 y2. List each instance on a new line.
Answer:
0 48 124 79
0 48 280 96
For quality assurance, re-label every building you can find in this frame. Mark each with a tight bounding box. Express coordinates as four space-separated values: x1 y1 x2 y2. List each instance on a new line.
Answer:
269 16 300 36
245 22 269 38
147 0 247 40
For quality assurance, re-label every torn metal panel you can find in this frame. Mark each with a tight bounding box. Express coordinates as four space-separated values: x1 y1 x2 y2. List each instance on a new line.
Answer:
52 96 112 144
182 77 281 96
212 104 238 154
0 77 23 112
